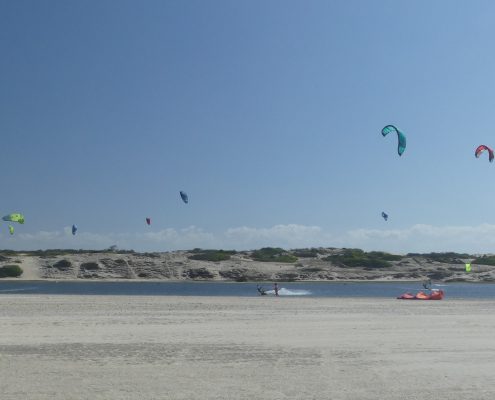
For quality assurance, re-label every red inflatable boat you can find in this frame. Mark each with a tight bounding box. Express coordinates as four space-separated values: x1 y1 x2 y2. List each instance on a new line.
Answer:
397 290 444 300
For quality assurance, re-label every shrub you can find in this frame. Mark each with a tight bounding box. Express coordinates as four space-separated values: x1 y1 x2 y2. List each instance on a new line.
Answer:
291 248 320 258
324 249 402 268
183 268 215 279
0 265 23 278
18 249 136 257
251 248 298 263
472 255 495 266
80 262 99 270
366 251 402 261
188 250 235 262
0 250 17 257
52 259 72 270
407 252 470 264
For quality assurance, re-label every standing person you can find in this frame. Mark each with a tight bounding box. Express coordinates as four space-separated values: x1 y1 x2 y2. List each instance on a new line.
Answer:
274 282 279 296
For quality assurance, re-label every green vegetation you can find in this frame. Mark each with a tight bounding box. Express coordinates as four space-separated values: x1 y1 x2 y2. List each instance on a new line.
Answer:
472 255 495 266
16 249 135 258
52 259 72 271
0 251 18 258
183 267 215 279
407 252 471 264
80 262 99 270
366 251 403 261
291 248 320 258
2 249 136 258
188 249 235 262
250 248 298 263
0 264 23 278
324 249 402 268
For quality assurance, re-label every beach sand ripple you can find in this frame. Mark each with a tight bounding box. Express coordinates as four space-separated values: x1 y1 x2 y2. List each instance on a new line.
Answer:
1 296 494 399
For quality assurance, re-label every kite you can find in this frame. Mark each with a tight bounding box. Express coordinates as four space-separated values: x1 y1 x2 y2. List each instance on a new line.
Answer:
381 212 388 221
180 191 189 204
2 213 24 224
8 225 14 235
465 263 472 272
475 145 494 162
72 225 77 235
146 218 151 226
381 125 406 156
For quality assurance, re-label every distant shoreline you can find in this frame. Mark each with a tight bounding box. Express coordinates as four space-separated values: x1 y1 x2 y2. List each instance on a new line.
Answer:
1 248 493 283
1 278 494 284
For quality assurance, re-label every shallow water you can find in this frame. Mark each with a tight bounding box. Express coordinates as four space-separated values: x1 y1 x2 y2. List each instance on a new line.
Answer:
0 280 494 299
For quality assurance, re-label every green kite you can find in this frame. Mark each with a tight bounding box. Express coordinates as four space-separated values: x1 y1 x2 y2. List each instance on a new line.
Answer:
2 213 25 224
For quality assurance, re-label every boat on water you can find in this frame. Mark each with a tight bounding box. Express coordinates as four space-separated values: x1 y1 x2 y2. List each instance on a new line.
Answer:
397 289 444 300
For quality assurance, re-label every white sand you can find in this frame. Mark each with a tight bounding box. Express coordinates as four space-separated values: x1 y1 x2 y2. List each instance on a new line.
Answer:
1 295 494 400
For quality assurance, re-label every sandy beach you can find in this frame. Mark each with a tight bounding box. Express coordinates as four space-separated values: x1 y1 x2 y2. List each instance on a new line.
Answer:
1 295 494 400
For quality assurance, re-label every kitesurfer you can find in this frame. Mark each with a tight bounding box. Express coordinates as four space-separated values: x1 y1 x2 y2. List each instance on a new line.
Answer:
274 283 279 296
257 285 266 296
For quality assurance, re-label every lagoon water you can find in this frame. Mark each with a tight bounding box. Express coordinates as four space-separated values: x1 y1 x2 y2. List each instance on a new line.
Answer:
1 280 495 299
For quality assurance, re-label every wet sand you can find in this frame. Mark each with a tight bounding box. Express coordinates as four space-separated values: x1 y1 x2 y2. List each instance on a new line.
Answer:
1 295 494 400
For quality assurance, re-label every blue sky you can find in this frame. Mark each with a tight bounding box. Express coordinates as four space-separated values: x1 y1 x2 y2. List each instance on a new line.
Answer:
2 0 495 253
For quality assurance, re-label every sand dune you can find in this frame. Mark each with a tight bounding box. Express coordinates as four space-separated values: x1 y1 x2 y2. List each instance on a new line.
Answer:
2 249 494 282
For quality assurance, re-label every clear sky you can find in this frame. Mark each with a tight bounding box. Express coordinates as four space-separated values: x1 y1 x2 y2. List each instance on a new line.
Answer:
2 0 495 253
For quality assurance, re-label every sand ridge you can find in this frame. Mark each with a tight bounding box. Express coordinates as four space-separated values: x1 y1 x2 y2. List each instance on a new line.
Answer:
2 250 494 282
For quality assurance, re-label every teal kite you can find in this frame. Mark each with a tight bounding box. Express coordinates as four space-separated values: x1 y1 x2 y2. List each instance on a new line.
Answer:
382 125 406 156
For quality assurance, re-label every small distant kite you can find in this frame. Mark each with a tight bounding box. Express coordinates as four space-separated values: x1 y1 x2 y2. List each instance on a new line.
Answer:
8 225 14 235
381 212 389 221
381 125 406 156
465 263 472 272
475 145 494 162
2 213 25 224
72 225 77 235
180 191 189 204
146 218 151 226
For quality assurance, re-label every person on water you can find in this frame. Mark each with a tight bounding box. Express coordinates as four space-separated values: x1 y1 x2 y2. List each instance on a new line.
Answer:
274 282 279 296
257 285 266 296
